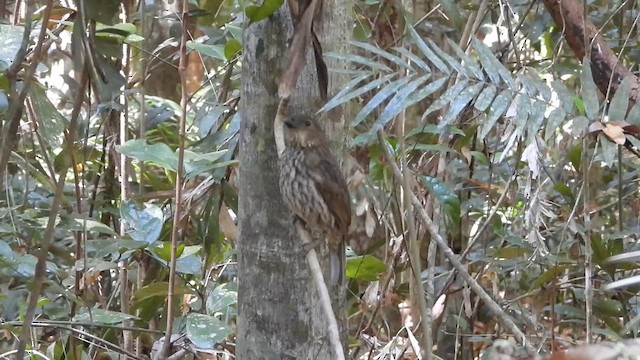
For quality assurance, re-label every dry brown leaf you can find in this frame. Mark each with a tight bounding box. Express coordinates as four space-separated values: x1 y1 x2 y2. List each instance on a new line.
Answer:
219 201 238 242
602 122 627 144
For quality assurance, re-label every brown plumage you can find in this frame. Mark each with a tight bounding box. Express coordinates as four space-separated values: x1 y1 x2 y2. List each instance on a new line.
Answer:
279 114 351 284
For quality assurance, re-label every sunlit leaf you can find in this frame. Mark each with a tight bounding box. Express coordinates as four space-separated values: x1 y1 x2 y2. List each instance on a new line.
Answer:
207 283 237 315
245 0 284 23
346 255 385 281
120 200 164 244
73 309 139 325
186 313 233 349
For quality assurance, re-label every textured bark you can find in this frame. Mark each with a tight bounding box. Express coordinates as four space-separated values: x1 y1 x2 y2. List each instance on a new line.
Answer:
236 1 351 359
542 0 640 106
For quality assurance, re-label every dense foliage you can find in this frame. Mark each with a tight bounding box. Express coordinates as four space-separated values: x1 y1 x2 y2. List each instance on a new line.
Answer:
1 0 640 359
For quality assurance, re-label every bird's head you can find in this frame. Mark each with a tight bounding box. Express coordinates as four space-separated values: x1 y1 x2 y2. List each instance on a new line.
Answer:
283 115 328 148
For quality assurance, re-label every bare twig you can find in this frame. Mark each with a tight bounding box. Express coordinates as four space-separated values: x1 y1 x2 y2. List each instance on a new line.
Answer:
159 1 190 358
377 129 534 353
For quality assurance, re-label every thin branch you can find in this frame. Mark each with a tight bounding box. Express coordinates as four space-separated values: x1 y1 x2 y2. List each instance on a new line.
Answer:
377 129 535 353
159 1 189 358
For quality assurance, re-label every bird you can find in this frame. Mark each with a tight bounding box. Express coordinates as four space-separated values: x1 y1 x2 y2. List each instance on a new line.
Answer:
278 114 351 285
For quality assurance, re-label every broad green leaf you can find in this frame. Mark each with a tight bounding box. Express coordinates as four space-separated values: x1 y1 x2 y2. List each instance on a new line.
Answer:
224 39 241 60
186 313 232 349
551 80 575 113
207 283 237 315
73 309 139 325
346 255 386 281
69 219 118 236
439 82 484 127
581 57 600 120
117 139 177 171
370 74 431 131
474 84 497 112
187 41 226 61
352 40 410 69
352 76 413 127
245 0 284 23
29 84 67 147
407 25 449 73
608 76 632 121
593 298 624 317
120 200 163 244
74 259 118 272
133 282 195 303
421 176 460 226
544 107 566 141
0 24 25 66
533 265 566 288
479 89 512 140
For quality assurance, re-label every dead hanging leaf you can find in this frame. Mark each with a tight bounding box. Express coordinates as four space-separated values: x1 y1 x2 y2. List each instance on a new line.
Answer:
278 0 322 99
588 120 640 145
602 122 627 144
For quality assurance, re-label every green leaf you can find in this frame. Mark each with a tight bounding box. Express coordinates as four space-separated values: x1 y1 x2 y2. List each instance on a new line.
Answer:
352 76 413 127
581 57 600 120
73 309 139 325
474 84 497 112
421 176 460 226
346 255 386 281
186 313 233 349
533 265 566 288
0 24 25 66
117 139 178 171
187 41 226 61
544 107 566 141
120 200 164 244
245 0 284 23
407 25 449 73
422 80 468 119
608 76 632 121
472 38 516 89
352 40 410 69
439 82 484 128
133 282 195 303
479 89 512 140
319 72 375 113
370 74 431 131
207 283 237 315
224 39 241 60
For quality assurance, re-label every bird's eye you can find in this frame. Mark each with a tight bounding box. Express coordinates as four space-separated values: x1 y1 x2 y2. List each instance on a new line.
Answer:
305 120 311 127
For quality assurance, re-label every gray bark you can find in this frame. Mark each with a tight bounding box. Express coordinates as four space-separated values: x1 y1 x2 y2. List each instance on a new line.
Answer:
236 2 351 359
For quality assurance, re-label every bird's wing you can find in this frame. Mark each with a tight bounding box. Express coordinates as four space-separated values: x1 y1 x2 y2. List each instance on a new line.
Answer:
305 149 351 234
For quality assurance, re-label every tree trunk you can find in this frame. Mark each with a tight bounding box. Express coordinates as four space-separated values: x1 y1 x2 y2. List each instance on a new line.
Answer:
236 2 351 359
